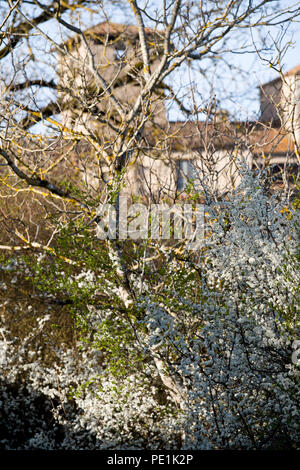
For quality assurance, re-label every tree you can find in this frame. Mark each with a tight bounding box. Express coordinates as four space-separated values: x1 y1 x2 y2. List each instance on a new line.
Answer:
0 0 300 449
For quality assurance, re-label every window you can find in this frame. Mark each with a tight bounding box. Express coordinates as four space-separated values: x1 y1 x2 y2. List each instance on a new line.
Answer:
114 46 126 61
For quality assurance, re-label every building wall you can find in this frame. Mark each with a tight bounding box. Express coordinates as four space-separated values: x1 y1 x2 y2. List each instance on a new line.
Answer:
281 73 300 147
259 79 282 124
123 148 253 198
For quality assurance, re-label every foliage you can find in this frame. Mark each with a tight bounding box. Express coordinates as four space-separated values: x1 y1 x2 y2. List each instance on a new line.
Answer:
1 169 299 449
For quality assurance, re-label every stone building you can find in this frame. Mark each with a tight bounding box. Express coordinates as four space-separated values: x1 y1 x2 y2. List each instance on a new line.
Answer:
259 64 300 137
58 22 167 135
58 22 299 198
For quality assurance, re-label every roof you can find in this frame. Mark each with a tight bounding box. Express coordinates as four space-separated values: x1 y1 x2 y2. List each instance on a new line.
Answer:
165 120 237 151
145 120 297 156
61 21 162 50
283 64 300 77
